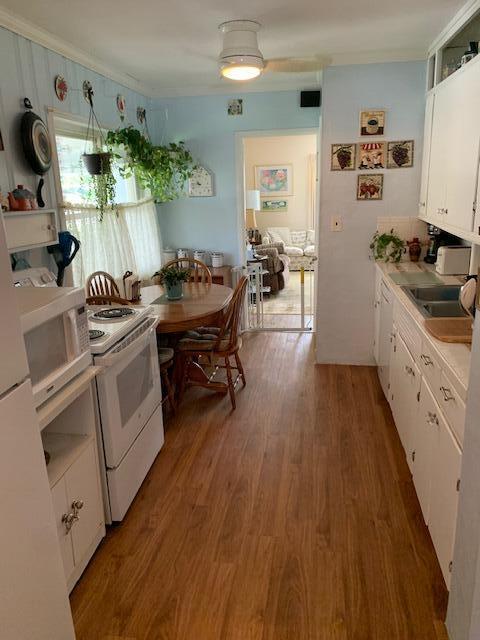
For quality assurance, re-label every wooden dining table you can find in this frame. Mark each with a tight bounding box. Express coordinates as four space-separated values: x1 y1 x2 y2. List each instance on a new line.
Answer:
140 282 233 333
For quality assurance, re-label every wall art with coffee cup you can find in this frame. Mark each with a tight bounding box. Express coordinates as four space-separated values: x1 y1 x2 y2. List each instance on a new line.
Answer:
360 110 385 136
387 140 414 168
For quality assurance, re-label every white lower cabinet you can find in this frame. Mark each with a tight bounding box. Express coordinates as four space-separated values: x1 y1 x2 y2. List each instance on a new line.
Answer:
378 282 393 398
50 440 104 589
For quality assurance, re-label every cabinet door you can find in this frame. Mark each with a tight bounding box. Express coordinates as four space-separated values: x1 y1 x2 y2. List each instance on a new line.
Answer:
378 285 393 398
390 333 420 459
411 379 437 523
65 442 104 566
419 92 434 217
427 83 450 221
443 61 480 232
429 411 462 588
51 478 75 580
373 271 382 364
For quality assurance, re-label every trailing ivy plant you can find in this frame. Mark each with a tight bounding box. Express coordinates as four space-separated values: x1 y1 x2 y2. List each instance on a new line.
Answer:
106 127 195 202
370 229 406 263
80 157 117 222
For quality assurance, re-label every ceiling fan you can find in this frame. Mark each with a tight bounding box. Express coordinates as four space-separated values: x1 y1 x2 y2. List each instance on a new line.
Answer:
218 20 330 81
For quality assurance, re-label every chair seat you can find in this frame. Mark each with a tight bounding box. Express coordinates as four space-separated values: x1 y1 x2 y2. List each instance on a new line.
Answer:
158 347 175 364
178 326 232 352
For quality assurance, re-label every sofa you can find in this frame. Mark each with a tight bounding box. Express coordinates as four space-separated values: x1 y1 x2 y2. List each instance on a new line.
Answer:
253 242 290 293
261 227 316 271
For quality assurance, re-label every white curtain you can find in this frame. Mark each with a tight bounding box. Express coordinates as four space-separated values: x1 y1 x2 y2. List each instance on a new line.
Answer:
64 198 162 287
307 153 317 230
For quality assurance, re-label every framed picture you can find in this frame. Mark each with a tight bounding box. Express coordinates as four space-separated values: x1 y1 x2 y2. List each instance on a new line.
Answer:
261 199 288 211
387 140 414 168
227 99 243 116
360 110 385 136
331 143 356 171
255 164 292 196
358 142 385 170
357 174 383 200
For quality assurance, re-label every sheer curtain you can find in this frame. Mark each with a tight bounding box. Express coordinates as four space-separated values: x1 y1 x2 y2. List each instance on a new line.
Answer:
64 198 162 287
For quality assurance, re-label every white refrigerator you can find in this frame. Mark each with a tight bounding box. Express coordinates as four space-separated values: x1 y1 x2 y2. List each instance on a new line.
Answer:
0 218 75 639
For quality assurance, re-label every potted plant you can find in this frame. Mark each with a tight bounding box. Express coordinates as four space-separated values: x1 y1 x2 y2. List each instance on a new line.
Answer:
370 229 406 263
106 126 195 202
154 265 191 300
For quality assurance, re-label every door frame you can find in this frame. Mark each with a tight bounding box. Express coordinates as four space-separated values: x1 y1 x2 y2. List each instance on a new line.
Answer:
234 127 321 331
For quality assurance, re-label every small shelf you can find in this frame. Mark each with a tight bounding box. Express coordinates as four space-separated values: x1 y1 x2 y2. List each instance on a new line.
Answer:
2 208 56 218
42 432 94 488
2 208 58 253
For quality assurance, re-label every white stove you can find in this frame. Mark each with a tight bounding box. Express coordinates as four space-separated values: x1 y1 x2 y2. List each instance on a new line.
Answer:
87 304 153 354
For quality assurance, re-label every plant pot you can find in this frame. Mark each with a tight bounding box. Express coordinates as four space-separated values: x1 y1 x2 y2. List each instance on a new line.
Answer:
165 281 183 300
82 152 111 176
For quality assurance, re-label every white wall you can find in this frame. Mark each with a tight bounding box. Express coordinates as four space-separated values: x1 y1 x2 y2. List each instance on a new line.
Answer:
244 133 317 233
316 61 426 365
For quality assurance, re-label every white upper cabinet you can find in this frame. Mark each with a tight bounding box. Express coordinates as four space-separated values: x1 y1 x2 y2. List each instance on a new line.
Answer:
419 92 434 217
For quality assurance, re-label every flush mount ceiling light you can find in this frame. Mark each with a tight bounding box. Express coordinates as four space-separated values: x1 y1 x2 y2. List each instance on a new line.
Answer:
218 20 264 81
218 20 332 82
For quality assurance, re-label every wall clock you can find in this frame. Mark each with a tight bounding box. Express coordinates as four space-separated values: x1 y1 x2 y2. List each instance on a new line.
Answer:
189 166 214 197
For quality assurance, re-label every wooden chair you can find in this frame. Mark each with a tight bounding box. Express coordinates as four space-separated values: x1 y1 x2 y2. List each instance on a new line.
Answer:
158 347 176 414
87 271 121 298
163 258 212 284
86 295 130 306
177 276 248 410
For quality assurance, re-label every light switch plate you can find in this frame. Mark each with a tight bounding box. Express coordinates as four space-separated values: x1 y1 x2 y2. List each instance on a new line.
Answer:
331 216 343 232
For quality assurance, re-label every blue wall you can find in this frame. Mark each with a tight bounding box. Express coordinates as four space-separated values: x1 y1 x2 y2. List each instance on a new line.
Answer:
151 92 320 264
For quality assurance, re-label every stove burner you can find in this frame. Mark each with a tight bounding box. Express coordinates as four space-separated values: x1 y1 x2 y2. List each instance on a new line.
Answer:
92 307 135 320
89 329 105 341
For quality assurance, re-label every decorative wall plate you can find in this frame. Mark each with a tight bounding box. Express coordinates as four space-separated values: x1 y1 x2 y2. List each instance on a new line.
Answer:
20 111 52 175
54 75 68 102
117 94 126 118
83 80 93 103
189 166 214 197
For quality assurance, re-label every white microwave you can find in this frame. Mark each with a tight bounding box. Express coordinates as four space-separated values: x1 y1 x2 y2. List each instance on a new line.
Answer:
16 287 91 407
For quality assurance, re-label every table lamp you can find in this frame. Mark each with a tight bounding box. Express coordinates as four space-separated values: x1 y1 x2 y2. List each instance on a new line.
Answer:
245 190 260 242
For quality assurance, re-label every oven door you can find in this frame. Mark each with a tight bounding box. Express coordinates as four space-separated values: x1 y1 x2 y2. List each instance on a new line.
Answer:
94 317 161 468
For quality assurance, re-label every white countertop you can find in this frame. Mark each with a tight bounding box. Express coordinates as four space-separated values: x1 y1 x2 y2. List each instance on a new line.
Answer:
376 261 472 400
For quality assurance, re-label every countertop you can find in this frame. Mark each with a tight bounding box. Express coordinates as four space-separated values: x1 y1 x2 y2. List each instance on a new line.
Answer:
376 261 472 400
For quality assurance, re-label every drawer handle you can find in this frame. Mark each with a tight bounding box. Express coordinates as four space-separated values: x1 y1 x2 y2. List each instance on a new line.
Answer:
72 499 84 514
405 365 415 377
62 512 78 534
421 354 433 366
440 386 454 402
427 411 439 426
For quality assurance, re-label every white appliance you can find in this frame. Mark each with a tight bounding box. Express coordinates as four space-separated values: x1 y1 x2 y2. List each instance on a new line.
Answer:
0 220 75 638
16 287 91 407
436 245 471 275
89 305 164 522
13 266 57 287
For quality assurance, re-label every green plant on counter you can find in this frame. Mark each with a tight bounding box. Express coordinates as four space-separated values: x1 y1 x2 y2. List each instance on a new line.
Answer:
106 127 195 202
370 229 406 263
153 265 191 286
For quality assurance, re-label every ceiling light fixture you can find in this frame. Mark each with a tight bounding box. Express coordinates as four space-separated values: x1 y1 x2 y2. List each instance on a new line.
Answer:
218 21 264 81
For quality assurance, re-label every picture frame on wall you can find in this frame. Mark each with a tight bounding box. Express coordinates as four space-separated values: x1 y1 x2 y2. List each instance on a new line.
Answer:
331 143 356 171
261 199 288 211
357 174 383 200
360 110 385 136
227 99 243 116
387 140 414 168
358 142 385 170
255 164 292 196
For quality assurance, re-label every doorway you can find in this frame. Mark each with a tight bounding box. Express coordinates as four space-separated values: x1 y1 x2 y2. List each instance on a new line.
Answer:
238 130 319 331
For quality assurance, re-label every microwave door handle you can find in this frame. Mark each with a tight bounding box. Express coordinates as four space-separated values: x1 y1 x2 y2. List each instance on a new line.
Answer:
65 309 81 358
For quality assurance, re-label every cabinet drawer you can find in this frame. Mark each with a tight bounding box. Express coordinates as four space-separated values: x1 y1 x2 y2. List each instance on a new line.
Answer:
436 371 466 448
419 339 442 392
3 210 57 252
394 302 422 361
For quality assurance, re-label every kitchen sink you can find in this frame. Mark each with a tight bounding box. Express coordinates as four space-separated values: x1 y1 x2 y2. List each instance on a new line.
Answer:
401 284 468 318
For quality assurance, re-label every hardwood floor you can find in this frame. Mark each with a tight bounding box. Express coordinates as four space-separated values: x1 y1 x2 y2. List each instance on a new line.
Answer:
71 331 448 640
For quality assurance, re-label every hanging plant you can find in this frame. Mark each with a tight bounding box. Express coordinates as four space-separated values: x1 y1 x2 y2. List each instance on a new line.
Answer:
106 126 195 202
370 229 406 263
81 84 117 220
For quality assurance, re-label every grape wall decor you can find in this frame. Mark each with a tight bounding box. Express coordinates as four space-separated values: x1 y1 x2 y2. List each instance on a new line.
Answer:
387 140 414 168
331 143 356 171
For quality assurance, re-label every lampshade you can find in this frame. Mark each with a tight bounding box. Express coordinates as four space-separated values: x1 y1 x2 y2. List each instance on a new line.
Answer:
246 189 260 210
245 208 257 229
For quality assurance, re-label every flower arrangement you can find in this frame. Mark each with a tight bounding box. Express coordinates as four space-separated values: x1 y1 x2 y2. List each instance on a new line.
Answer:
153 265 191 300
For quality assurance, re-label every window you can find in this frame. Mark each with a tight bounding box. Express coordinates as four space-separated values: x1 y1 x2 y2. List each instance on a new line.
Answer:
53 115 163 288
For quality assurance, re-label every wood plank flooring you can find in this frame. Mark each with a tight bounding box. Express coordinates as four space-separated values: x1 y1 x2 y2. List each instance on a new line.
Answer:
71 331 448 640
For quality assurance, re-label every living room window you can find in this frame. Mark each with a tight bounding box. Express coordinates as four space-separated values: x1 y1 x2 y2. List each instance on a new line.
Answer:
52 114 162 287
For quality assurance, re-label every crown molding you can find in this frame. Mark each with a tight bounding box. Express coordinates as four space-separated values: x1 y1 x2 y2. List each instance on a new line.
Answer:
0 6 155 96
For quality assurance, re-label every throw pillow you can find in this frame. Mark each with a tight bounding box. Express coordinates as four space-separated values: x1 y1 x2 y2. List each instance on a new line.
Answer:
290 230 307 246
267 227 291 245
307 229 315 244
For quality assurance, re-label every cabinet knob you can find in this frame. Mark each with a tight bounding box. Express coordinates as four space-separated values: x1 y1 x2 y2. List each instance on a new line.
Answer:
72 499 84 511
427 411 439 426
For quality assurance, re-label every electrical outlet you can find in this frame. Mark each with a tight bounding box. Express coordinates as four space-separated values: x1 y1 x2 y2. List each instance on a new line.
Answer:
331 216 343 232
